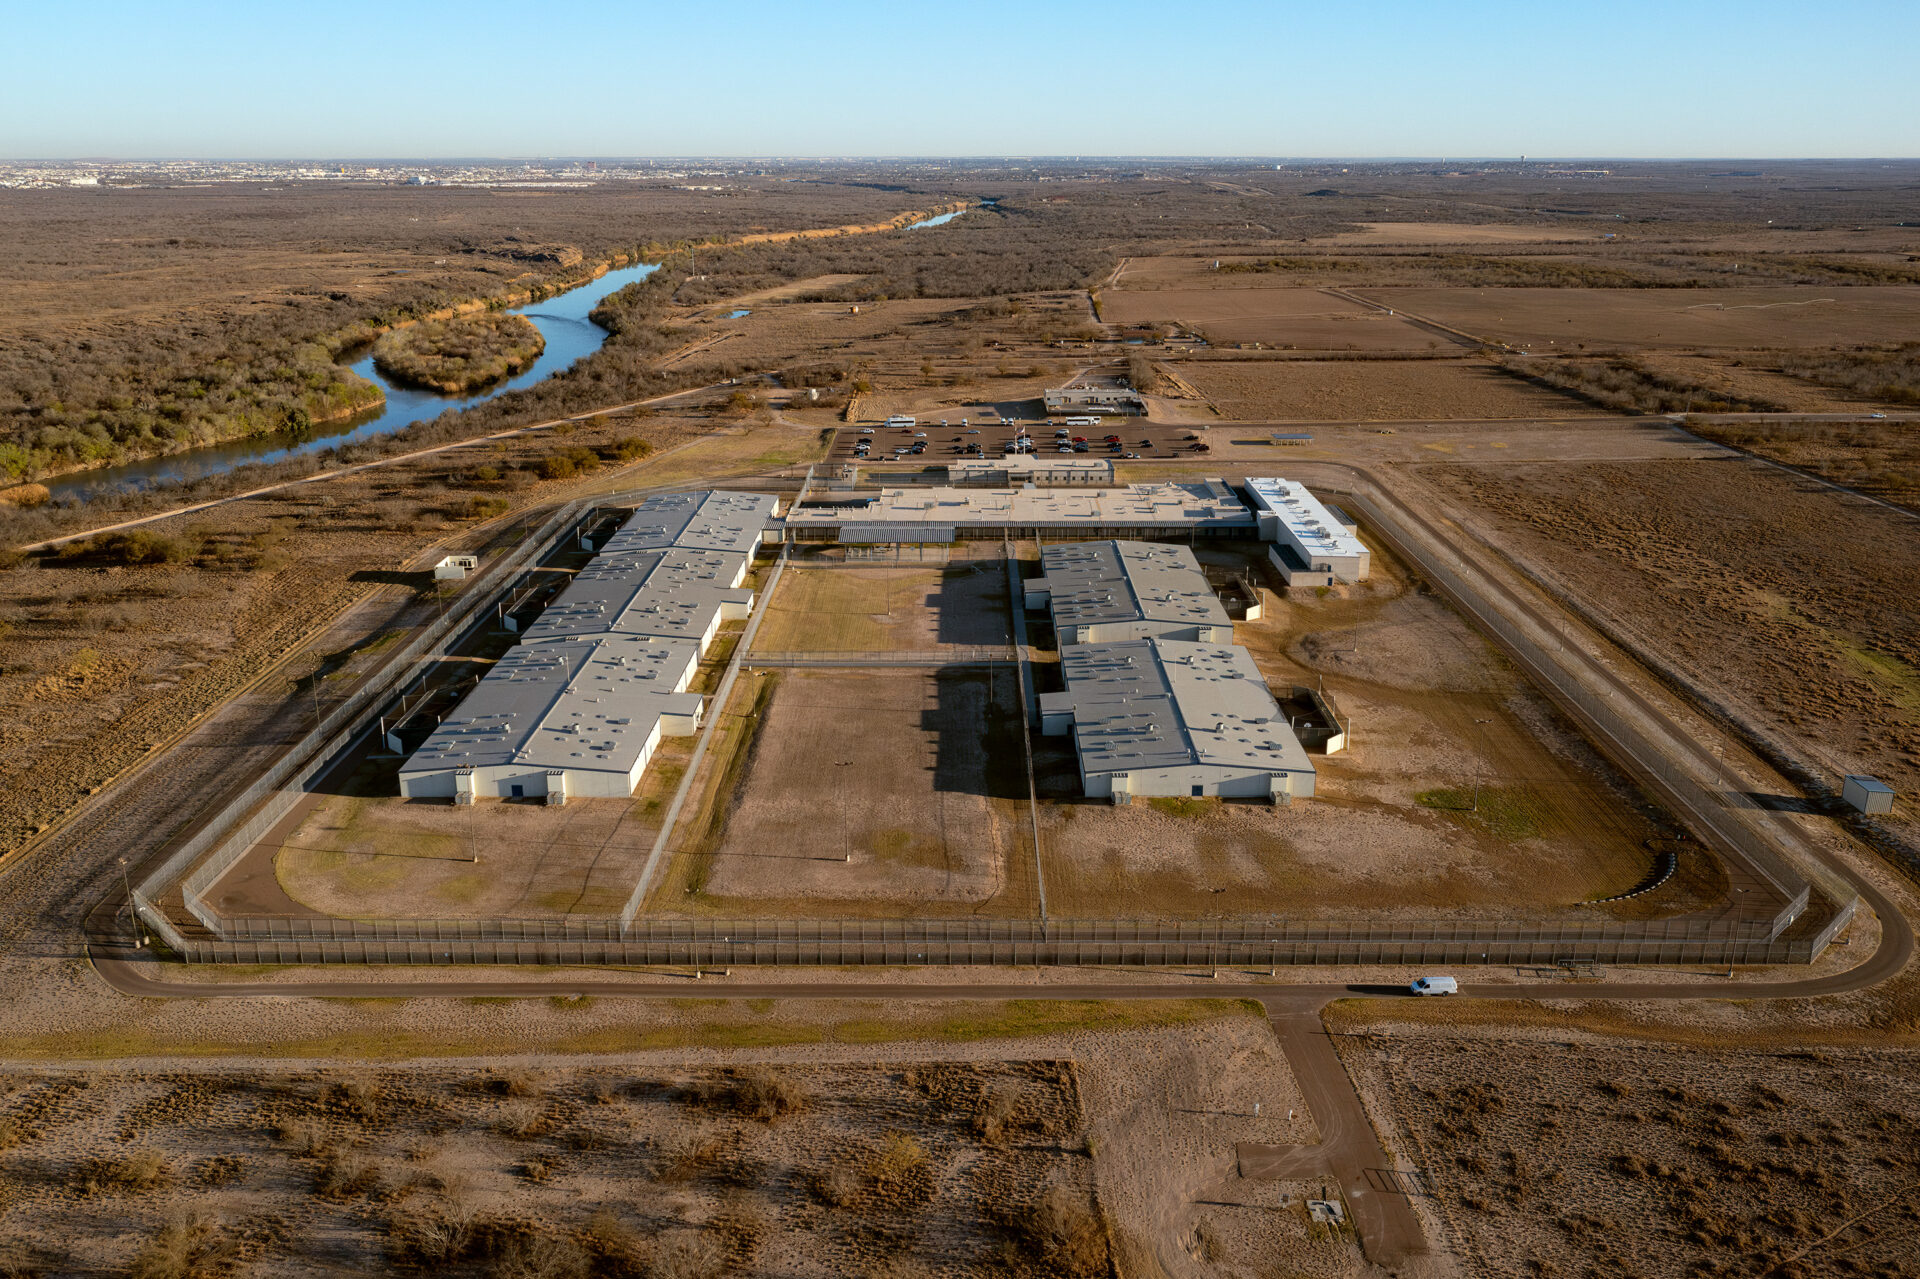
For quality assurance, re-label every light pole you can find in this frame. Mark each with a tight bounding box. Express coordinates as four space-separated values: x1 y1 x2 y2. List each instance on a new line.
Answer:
118 857 144 949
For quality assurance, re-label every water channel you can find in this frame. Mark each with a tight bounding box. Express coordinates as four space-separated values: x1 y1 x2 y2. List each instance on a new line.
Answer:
49 202 976 501
48 260 661 501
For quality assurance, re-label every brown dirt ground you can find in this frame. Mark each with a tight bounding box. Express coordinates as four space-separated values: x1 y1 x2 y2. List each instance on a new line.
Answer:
1101 288 1439 352
1417 456 1920 857
1357 285 1920 350
661 667 1038 918
1338 1030 1920 1278
1176 358 1603 421
0 1057 1104 1279
1630 351 1890 414
750 564 1011 654
1033 544 1707 922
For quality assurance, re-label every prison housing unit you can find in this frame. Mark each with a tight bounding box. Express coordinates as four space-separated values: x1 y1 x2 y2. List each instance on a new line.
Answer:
397 635 702 803
599 489 778 556
1245 476 1371 585
1025 541 1233 645
1039 639 1316 802
782 481 1256 543
521 547 754 652
398 489 777 803
1044 386 1147 415
947 456 1114 486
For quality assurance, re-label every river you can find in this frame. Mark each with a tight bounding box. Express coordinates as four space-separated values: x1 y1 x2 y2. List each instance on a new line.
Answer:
47 259 661 501
48 202 978 502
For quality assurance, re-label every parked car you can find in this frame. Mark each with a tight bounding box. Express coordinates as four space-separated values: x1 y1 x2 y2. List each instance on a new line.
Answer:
1410 976 1458 997
1104 434 1123 443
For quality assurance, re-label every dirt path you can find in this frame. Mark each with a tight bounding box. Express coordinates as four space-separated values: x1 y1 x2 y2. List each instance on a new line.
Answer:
17 381 726 553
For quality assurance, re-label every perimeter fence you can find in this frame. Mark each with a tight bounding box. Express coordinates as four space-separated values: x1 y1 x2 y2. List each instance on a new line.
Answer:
132 472 1863 970
137 912 1847 968
136 491 651 938
1335 482 1861 939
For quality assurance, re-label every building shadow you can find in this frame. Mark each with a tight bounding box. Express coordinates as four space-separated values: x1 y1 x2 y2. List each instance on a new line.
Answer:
925 668 1027 801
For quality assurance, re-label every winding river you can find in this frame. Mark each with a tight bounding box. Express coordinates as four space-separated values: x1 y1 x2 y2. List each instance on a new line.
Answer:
48 260 661 501
47 202 975 502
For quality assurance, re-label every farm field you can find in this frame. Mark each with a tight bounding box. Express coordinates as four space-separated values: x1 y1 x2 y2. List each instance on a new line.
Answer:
1031 544 1711 922
1100 286 1440 351
1341 1031 1920 1278
656 667 1039 918
1176 357 1600 421
1419 456 1920 852
1357 285 1920 350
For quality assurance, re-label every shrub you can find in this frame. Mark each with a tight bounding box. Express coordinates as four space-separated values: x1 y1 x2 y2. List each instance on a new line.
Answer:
75 1148 170 1195
871 1132 928 1185
129 1214 232 1279
652 1234 725 1279
811 1163 861 1208
538 447 600 481
607 435 653 462
314 1150 385 1199
1020 1185 1109 1278
488 1231 589 1279
55 529 196 566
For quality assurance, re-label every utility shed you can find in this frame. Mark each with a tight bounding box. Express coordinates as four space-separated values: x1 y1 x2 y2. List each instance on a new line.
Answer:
1029 541 1232 644
601 490 778 556
398 635 703 802
1244 477 1371 584
1843 774 1896 815
1044 638 1315 802
520 547 752 655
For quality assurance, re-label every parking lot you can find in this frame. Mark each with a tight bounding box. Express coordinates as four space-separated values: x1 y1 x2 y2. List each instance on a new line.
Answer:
828 411 1213 469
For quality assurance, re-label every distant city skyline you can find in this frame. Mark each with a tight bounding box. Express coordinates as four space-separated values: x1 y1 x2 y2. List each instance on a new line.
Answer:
5 0 1916 159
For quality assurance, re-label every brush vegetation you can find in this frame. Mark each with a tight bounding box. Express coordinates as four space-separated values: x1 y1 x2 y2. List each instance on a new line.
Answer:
372 314 546 394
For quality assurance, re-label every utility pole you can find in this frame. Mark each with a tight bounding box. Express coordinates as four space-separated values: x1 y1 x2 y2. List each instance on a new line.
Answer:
118 857 144 949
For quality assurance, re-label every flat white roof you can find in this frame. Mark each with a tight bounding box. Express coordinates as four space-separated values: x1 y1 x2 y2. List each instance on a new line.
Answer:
1059 638 1314 778
602 490 777 556
521 547 750 645
1245 477 1367 561
1041 541 1229 631
949 456 1114 481
786 482 1254 531
400 635 702 779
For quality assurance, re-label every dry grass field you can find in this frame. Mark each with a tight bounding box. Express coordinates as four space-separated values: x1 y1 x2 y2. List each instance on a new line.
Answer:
1420 457 1920 854
1100 287 1440 351
1177 358 1600 421
1034 544 1709 922
1358 285 1920 350
751 565 1010 653
660 667 1037 918
0 1058 1108 1279
1341 1032 1920 1278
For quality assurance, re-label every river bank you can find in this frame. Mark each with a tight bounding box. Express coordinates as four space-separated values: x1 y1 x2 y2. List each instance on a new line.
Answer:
42 200 973 501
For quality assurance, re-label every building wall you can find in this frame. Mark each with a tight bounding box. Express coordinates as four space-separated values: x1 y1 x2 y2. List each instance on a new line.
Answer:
1066 621 1234 646
1082 765 1315 801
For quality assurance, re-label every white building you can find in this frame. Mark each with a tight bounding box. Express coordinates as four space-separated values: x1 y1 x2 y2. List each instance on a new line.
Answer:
398 634 703 803
1039 638 1315 802
600 489 778 556
1244 477 1370 585
783 481 1255 542
521 547 753 655
1025 541 1232 645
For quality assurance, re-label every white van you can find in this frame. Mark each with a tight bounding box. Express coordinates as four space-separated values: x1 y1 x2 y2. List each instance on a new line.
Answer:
1061 415 1101 428
1409 975 1458 997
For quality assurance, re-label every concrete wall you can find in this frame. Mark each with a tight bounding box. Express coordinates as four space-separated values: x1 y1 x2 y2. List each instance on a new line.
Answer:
1086 765 1315 802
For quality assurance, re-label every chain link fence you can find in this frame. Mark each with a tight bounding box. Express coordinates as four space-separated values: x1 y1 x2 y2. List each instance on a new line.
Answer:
132 473 1863 970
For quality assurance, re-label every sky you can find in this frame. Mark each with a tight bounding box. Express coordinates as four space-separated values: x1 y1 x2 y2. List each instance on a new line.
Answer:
4 0 1917 159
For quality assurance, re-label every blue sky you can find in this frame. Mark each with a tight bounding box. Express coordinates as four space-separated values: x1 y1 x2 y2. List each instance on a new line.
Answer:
5 0 1916 158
